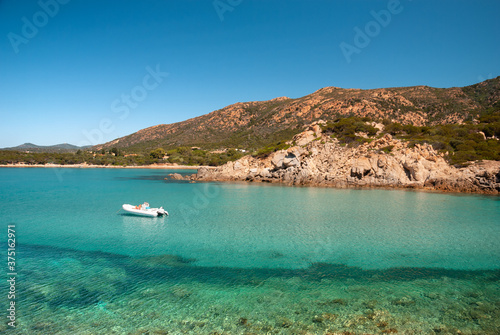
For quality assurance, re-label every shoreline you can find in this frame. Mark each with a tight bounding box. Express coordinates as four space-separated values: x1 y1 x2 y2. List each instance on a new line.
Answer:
196 168 500 196
193 125 500 196
2 163 498 196
194 177 500 196
0 163 210 170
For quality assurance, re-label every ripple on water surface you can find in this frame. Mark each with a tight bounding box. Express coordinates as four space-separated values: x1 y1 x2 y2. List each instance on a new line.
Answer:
0 168 499 334
3 243 499 335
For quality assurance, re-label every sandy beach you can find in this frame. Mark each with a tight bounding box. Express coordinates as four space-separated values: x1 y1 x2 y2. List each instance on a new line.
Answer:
0 163 213 169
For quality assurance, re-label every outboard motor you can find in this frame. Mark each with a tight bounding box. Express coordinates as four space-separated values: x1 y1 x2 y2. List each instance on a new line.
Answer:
157 207 168 216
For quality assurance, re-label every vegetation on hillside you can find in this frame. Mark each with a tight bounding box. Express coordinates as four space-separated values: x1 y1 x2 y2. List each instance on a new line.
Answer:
2 111 499 167
252 141 291 158
116 126 302 155
165 147 244 166
321 117 378 144
2 77 499 167
0 146 245 167
321 113 500 164
94 77 500 153
0 149 159 166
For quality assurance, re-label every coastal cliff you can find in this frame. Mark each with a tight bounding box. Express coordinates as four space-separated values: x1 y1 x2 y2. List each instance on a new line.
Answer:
195 122 500 194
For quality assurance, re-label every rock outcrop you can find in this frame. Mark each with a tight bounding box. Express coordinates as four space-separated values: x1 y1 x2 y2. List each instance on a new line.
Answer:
196 123 500 194
167 173 185 180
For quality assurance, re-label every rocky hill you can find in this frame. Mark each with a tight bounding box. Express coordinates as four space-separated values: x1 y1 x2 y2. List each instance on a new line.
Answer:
194 122 500 195
1 143 89 153
96 77 500 152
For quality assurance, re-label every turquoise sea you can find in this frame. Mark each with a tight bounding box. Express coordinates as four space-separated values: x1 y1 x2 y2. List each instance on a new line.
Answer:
0 167 499 334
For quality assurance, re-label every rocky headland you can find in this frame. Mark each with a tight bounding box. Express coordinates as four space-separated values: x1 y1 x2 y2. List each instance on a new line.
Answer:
195 122 500 194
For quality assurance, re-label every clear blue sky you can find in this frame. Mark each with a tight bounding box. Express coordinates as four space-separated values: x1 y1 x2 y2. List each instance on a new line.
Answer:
1 0 499 147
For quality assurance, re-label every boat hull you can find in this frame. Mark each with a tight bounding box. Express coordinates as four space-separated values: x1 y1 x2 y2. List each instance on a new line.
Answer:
122 204 160 217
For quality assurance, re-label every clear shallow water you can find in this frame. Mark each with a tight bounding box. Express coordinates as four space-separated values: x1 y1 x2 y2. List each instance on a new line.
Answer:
0 168 499 334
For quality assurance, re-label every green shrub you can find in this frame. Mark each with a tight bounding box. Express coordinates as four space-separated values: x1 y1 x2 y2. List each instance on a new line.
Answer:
379 145 394 154
150 148 165 159
322 117 378 144
253 141 290 158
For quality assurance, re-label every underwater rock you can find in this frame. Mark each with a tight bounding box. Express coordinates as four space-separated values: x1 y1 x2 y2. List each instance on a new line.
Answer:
131 328 169 335
47 285 101 308
277 317 292 328
260 325 273 332
362 300 378 309
377 321 389 328
468 309 490 320
312 315 324 323
138 254 196 267
433 325 450 333
178 320 206 329
15 244 500 334
321 313 337 321
169 286 192 300
392 297 415 306
465 291 480 298
32 321 57 332
139 288 162 297
237 317 248 326
423 292 440 300
318 298 347 306
268 251 284 259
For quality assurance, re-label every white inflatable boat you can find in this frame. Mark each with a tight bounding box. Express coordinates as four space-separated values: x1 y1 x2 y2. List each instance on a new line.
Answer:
122 203 168 217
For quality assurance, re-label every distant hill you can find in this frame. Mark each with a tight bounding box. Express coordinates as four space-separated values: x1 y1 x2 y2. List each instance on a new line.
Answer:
88 76 498 152
1 143 90 153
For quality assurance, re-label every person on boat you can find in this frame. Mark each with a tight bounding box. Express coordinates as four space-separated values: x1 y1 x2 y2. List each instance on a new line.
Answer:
133 202 150 210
